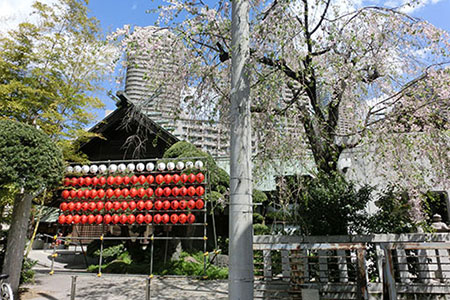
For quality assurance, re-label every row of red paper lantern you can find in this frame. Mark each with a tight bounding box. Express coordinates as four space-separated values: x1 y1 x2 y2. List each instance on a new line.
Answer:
58 213 196 225
63 173 205 187
61 186 205 200
60 199 204 212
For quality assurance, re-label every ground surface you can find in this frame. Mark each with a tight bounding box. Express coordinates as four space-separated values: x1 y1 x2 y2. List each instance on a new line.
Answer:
20 272 228 300
20 249 228 299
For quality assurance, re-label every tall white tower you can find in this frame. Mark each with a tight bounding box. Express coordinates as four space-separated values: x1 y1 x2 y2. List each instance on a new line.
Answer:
124 26 185 130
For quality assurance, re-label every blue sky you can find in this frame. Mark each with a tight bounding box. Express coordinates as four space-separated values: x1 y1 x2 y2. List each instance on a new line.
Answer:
86 0 450 118
2 0 450 120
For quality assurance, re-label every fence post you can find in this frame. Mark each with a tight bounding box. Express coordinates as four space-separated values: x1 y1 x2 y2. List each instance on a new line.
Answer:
381 244 397 300
281 249 290 282
263 249 272 280
145 277 151 300
356 248 368 300
70 275 77 300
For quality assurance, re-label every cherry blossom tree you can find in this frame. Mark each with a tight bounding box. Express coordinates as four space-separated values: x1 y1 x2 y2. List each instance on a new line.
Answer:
111 0 449 217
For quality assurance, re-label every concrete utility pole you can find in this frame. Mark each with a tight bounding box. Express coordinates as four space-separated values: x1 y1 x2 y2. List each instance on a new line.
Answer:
229 0 253 298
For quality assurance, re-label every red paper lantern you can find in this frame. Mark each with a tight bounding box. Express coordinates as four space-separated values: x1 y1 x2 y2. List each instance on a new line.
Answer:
138 175 146 185
164 187 172 197
195 199 204 209
121 188 130 198
78 177 85 186
99 177 106 186
75 202 82 211
107 176 115 185
196 173 205 183
119 214 128 224
96 201 104 211
146 188 154 198
145 200 153 210
92 177 99 186
95 215 103 224
60 202 68 211
138 188 146 198
121 201 129 210
77 190 84 199
115 176 123 185
178 214 187 224
97 189 105 199
113 201 121 211
179 200 187 210
88 202 97 211
64 178 71 186
187 186 196 197
170 214 179 224
164 174 172 184
146 175 154 184
128 200 137 211
84 189 91 199
73 215 81 224
154 200 163 210
130 175 139 185
68 202 75 211
127 214 136 224
155 175 164 185
172 174 181 184
81 202 89 211
88 214 96 224
180 187 188 196
58 215 66 224
85 177 92 186
155 187 164 197
162 200 171 210
71 177 78 186
65 215 73 224
144 214 153 224
180 174 188 183
187 214 195 224
122 176 130 185
112 214 120 224
171 187 180 197
103 214 112 224
114 188 122 198
90 189 98 199
162 214 170 224
171 200 179 210
153 214 162 224
105 201 113 211
196 186 205 196
188 174 196 183
129 188 138 197
70 190 77 199
81 215 88 224
187 200 196 210
106 188 114 198
137 200 145 210
136 214 145 224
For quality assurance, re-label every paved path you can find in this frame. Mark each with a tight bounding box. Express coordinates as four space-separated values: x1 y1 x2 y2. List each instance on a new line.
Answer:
21 272 228 300
21 249 228 299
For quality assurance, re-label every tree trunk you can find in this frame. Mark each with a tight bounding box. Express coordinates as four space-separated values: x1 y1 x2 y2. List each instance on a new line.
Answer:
229 0 254 299
2 192 34 297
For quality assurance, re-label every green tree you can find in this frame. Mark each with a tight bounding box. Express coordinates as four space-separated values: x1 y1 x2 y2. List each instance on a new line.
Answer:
0 0 116 160
280 172 372 235
0 119 64 296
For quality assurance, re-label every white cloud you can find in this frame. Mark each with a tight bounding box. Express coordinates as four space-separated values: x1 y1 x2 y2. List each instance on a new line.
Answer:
382 0 444 13
131 3 137 10
0 0 57 33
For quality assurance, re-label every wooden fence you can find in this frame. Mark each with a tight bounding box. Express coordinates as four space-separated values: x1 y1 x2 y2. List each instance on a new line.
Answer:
253 234 450 300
